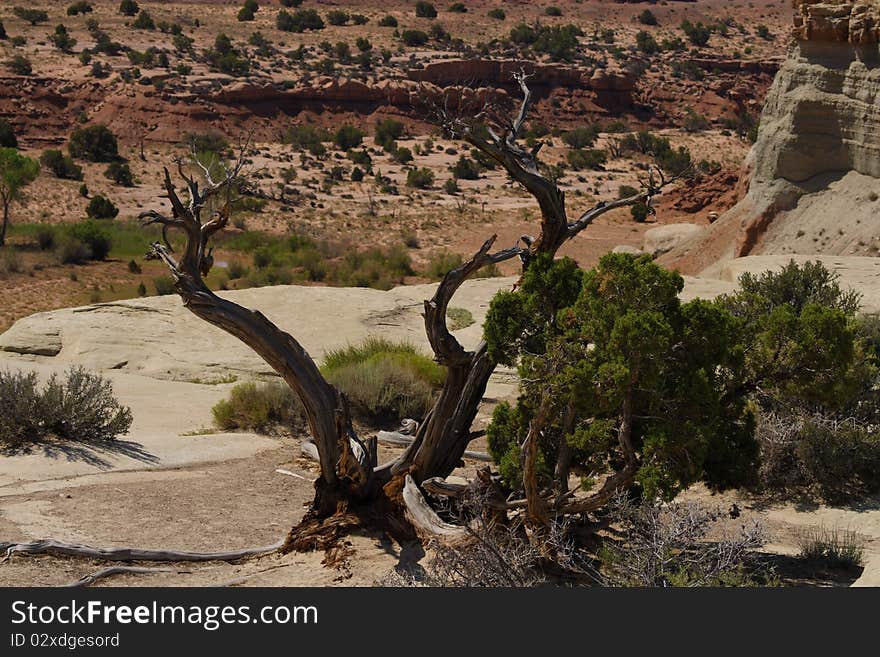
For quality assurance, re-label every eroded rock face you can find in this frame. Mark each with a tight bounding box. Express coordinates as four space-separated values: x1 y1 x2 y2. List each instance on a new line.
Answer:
793 1 880 44
662 1 880 275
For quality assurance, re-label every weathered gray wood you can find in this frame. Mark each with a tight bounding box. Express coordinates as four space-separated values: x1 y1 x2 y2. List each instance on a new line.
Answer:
401 475 466 539
2 538 284 563
67 566 181 588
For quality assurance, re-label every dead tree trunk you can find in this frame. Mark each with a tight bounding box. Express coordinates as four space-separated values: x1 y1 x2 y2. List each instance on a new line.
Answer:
135 76 680 547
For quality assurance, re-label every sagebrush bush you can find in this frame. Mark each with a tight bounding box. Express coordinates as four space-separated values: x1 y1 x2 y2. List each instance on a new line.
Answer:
322 338 444 425
798 526 864 569
0 367 132 447
212 381 305 434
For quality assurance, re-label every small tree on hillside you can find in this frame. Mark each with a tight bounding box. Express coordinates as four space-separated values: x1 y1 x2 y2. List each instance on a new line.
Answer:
0 147 39 246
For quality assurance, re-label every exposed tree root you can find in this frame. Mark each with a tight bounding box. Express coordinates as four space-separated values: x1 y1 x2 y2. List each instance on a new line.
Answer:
1 539 284 563
67 566 185 588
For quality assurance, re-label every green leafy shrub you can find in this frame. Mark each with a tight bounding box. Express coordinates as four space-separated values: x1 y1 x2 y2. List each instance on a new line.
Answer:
132 10 155 30
119 0 139 17
378 15 398 27
566 148 607 170
7 55 32 75
50 24 77 52
375 119 404 150
425 250 462 279
451 155 480 180
327 10 349 26
104 161 134 186
402 29 429 46
153 275 175 295
488 8 505 20
0 119 16 149
13 7 48 25
67 2 93 16
40 150 83 180
334 124 364 150
406 167 434 189
69 219 112 258
69 124 119 162
322 337 444 425
415 2 437 18
86 195 118 220
212 381 305 434
277 8 324 32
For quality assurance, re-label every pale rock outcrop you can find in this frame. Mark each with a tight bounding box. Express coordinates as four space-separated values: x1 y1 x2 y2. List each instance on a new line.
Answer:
643 224 706 258
663 1 880 275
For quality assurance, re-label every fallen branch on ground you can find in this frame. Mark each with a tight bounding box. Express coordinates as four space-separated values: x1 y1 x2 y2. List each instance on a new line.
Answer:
67 566 185 588
1 538 285 563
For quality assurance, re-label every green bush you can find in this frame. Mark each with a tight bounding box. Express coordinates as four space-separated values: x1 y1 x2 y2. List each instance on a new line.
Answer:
212 381 305 434
86 195 118 220
401 30 429 46
488 8 505 20
449 3 467 13
119 0 139 16
12 7 48 25
0 367 132 448
322 337 444 425
566 148 607 170
69 219 112 258
375 119 404 150
639 9 658 26
415 2 437 18
327 10 349 26
378 15 398 27
406 167 434 189
451 155 480 180
424 250 462 279
562 126 598 149
40 149 83 180
132 10 155 30
334 124 364 150
55 238 91 264
50 24 77 52
153 275 175 295
7 55 32 76
105 161 134 186
69 124 119 162
277 8 324 32
0 119 15 149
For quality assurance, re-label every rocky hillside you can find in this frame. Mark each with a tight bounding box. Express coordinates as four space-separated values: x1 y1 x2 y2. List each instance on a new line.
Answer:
664 1 880 275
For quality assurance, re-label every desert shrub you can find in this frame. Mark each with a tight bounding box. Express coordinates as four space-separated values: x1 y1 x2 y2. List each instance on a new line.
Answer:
54 237 91 264
447 307 474 330
375 119 404 150
206 33 249 76
681 19 711 46
639 9 658 26
757 413 880 502
798 526 864 570
86 195 118 220
449 3 466 13
0 370 42 446
279 0 302 6
132 10 155 30
104 161 134 186
562 126 598 149
415 2 437 19
334 124 364 150
0 367 132 447
67 1 93 15
40 149 83 180
566 148 607 171
50 24 77 52
600 496 768 587
0 21 6 40
119 0 139 16
402 29 429 46
378 15 398 28
443 178 459 194
13 7 48 25
0 120 16 149
0 248 24 276
69 124 119 162
509 23 583 61
69 219 112 258
237 0 258 22
488 8 505 20
425 250 462 279
35 226 56 250
630 202 650 223
212 381 305 434
406 167 434 189
282 124 329 155
327 10 349 26
334 245 413 289
683 107 710 132
322 337 444 425
153 275 175 295
7 55 32 76
636 30 659 54
276 8 324 32
450 155 480 180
